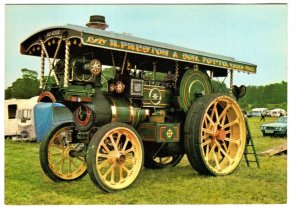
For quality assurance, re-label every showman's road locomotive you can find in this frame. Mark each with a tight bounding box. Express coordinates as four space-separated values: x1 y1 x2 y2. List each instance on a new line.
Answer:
20 15 256 192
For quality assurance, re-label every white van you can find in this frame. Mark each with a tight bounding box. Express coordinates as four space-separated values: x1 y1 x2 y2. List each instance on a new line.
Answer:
251 108 268 117
270 108 286 117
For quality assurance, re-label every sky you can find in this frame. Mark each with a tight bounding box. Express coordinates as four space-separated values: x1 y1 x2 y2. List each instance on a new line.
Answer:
4 4 287 88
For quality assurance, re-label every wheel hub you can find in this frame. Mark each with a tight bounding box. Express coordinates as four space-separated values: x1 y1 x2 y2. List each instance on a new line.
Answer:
63 147 73 157
211 124 226 142
117 154 126 164
216 129 226 141
108 151 127 164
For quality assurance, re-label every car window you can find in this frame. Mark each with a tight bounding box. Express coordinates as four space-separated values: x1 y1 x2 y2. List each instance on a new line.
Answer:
277 117 287 123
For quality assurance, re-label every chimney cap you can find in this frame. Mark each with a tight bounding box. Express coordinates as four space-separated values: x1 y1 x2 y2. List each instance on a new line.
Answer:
86 15 109 29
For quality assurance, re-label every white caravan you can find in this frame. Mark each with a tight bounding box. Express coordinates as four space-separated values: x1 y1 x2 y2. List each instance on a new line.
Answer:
251 108 268 117
15 96 39 141
4 98 26 138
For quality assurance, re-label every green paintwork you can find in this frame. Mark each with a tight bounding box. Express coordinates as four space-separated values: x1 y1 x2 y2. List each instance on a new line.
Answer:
110 98 131 123
138 122 180 143
63 85 95 98
110 97 148 127
142 84 174 108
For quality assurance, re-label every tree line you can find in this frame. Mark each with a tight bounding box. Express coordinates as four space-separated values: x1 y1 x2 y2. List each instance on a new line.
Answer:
238 81 287 111
5 68 40 99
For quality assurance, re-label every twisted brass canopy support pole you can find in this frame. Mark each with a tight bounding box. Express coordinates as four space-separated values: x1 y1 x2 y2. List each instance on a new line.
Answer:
64 40 70 88
40 49 45 89
40 39 60 86
229 70 233 96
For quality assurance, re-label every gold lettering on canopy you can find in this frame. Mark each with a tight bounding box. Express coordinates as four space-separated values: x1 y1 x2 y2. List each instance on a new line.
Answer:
83 35 256 73
86 36 107 45
172 51 178 58
202 57 229 68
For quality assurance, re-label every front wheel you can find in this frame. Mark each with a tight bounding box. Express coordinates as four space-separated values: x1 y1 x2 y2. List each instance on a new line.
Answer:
184 94 246 176
87 122 144 192
39 122 87 181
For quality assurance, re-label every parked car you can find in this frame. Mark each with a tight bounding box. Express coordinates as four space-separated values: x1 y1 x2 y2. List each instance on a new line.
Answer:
260 116 287 137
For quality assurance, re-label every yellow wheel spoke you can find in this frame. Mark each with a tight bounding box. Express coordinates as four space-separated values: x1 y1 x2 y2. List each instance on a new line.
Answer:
219 141 229 152
98 153 110 158
202 128 213 135
75 156 85 163
219 146 234 164
68 159 72 173
123 148 134 154
98 159 109 170
225 130 231 135
50 143 64 150
70 159 78 169
223 119 239 129
110 167 115 183
202 134 209 140
109 135 117 150
60 158 66 172
115 133 122 149
119 165 123 180
49 151 62 157
207 143 217 158
219 104 231 126
212 102 220 125
121 138 129 151
205 142 210 157
213 151 221 171
224 137 241 146
102 163 115 179
121 164 130 173
205 113 215 126
202 138 212 147
53 157 64 166
204 117 208 127
101 143 111 154
217 148 222 161
210 102 216 120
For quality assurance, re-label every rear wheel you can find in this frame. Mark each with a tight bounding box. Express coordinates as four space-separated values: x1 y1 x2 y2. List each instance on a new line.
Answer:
87 122 144 192
184 94 246 176
144 142 183 169
39 122 87 181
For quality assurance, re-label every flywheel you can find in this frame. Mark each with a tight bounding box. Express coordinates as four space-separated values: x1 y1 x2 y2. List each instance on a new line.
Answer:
179 68 212 113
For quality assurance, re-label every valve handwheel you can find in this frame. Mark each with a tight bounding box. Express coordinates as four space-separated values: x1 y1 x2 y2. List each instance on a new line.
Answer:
89 59 102 75
115 81 125 93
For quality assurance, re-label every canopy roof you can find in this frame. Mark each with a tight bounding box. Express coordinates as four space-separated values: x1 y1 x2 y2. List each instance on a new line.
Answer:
21 24 256 74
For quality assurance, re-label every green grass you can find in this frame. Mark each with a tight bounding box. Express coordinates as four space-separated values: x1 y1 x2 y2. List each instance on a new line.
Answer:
5 117 286 204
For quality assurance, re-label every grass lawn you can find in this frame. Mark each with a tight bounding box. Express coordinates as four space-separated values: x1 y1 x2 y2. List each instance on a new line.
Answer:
4 117 287 204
